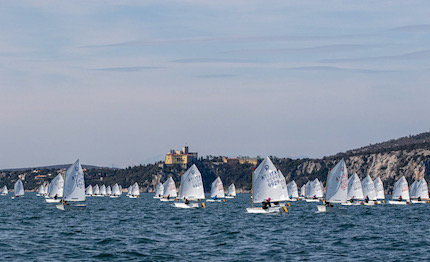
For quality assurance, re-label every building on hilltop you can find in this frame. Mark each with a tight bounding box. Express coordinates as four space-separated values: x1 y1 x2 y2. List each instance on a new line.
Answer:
165 146 198 168
222 157 258 166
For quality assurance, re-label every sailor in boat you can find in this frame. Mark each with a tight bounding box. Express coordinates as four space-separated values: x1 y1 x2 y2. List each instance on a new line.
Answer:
313 195 317 199
61 199 70 205
212 195 218 200
54 194 58 200
184 198 190 205
262 198 272 209
418 196 422 202
350 196 355 203
325 201 333 207
398 195 403 202
365 196 369 203
167 195 170 200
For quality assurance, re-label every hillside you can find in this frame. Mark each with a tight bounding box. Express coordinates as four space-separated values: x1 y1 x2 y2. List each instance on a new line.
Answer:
1 131 430 194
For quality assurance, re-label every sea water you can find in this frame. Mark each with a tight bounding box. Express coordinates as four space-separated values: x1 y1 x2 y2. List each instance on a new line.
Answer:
1 193 430 261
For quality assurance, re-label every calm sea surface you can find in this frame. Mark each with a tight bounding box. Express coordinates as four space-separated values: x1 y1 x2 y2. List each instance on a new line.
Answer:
1 193 430 261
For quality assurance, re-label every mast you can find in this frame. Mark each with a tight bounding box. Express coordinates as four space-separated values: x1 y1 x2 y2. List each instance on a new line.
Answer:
251 170 254 208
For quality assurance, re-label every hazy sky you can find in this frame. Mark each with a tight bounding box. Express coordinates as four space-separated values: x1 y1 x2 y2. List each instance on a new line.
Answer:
1 1 430 169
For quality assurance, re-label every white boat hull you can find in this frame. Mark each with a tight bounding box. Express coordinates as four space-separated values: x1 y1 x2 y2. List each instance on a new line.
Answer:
174 202 205 209
317 205 341 212
206 199 225 202
110 195 120 198
305 199 322 203
287 198 298 202
160 198 175 202
342 201 362 206
56 203 87 210
388 200 410 205
45 198 61 203
225 196 236 199
246 206 288 214
411 200 429 204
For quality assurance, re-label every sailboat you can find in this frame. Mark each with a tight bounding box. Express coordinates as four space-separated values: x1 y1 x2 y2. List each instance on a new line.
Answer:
317 159 348 212
86 185 93 196
388 176 410 205
13 179 25 199
410 178 429 204
37 185 45 196
110 183 121 198
361 175 377 205
287 181 299 201
174 164 205 208
343 173 364 205
129 182 140 198
305 178 323 202
161 177 177 201
299 184 306 199
106 186 112 196
246 157 289 214
374 177 385 202
153 182 164 199
56 159 86 210
100 185 107 196
225 183 236 198
93 184 101 196
304 181 311 199
46 174 64 203
1 185 8 196
207 177 225 202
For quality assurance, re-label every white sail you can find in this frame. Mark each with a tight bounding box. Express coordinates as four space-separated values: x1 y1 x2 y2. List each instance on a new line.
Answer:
287 181 299 198
305 181 311 198
38 185 45 195
86 185 93 196
252 156 288 203
106 186 112 195
14 179 24 197
278 170 290 199
300 184 306 197
131 182 140 196
63 159 85 202
154 183 164 197
361 175 377 201
2 185 8 195
227 183 236 197
210 177 225 198
179 164 205 200
347 173 364 200
49 174 64 198
325 159 348 203
410 180 418 198
93 184 100 195
414 178 429 199
163 177 177 198
126 186 132 196
309 178 323 198
392 176 410 201
112 184 121 196
100 185 107 196
374 177 385 200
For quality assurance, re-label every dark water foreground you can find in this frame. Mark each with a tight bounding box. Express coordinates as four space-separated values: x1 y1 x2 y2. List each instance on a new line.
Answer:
1 193 430 261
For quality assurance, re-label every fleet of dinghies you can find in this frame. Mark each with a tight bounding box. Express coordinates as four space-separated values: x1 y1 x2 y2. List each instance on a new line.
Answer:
6 156 430 214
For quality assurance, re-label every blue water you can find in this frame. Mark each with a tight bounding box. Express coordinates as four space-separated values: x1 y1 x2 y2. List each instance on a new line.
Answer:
1 193 430 261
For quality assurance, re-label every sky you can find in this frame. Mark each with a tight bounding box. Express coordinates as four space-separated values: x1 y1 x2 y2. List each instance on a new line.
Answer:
1 1 430 169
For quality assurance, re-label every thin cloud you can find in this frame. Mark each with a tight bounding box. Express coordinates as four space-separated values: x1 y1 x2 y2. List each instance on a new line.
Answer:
391 24 430 32
171 58 256 64
79 34 370 49
222 44 373 55
320 50 430 63
197 74 236 78
286 66 397 74
91 66 163 72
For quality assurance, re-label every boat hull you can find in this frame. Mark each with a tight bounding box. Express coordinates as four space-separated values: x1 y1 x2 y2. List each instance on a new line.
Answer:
56 203 87 210
206 199 225 202
305 199 322 203
174 202 205 209
411 200 429 204
317 205 341 212
225 196 236 199
160 198 175 202
246 206 288 214
45 198 61 203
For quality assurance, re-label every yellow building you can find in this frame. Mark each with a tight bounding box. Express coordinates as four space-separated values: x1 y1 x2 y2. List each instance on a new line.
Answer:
165 146 198 168
222 156 258 166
